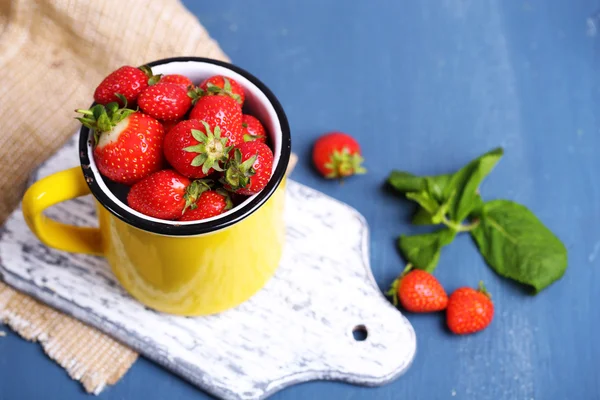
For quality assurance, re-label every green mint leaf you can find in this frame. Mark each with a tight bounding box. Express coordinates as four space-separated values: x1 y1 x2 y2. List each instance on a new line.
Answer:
424 174 453 203
406 191 439 215
412 208 436 225
470 199 568 293
387 171 426 193
445 147 503 222
470 194 485 217
399 229 456 272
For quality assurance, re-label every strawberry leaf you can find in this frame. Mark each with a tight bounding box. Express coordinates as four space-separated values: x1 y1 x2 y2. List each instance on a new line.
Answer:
114 93 128 108
213 125 222 137
206 83 222 93
240 154 258 171
215 188 233 210
139 65 162 85
187 87 205 104
191 153 208 167
222 77 232 92
190 129 206 142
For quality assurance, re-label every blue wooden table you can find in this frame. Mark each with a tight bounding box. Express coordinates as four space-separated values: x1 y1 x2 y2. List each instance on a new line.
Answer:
2 1 599 399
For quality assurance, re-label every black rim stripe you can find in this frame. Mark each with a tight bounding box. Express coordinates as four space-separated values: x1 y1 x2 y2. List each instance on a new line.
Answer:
78 56 292 236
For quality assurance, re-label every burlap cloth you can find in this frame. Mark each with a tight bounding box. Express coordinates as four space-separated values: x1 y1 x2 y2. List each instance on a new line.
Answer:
0 0 231 393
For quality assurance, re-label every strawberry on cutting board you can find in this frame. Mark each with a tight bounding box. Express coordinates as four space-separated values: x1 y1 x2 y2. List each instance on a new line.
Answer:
188 95 244 146
242 114 267 143
179 188 232 221
76 98 164 185
312 132 366 179
446 282 494 335
198 75 245 105
127 169 205 220
222 140 274 195
138 82 192 121
163 120 231 179
387 266 448 312
94 65 159 106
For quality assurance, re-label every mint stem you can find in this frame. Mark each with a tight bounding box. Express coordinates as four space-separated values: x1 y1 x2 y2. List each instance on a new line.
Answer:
441 215 480 233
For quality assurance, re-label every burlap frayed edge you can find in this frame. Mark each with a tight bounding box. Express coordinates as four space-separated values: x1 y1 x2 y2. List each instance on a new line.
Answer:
0 281 138 394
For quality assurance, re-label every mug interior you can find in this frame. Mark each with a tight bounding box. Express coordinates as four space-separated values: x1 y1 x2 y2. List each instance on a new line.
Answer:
79 57 291 236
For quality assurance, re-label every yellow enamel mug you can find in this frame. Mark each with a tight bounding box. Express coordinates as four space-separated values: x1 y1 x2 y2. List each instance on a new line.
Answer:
21 57 292 316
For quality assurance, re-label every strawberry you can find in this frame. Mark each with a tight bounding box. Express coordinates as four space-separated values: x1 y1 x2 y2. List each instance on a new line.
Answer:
127 170 205 220
162 119 181 135
312 132 366 179
242 114 267 143
94 65 159 106
446 282 494 335
179 188 232 221
222 141 273 195
188 95 244 146
138 82 192 121
76 97 164 185
198 75 245 105
386 266 448 312
159 74 194 90
163 120 231 179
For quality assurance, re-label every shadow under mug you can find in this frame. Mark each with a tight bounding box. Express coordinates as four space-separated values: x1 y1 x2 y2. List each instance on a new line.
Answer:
22 57 292 316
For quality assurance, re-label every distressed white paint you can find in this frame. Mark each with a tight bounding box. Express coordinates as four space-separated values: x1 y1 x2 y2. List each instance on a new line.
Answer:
0 136 416 400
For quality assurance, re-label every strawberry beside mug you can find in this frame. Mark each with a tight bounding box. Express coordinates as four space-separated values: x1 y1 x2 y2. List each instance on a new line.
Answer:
22 57 292 316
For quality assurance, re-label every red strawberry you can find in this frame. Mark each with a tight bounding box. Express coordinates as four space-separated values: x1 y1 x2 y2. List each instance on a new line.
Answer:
138 83 192 121
387 266 448 312
164 120 232 179
312 132 366 179
198 75 245 105
159 74 194 90
179 188 232 221
222 141 273 195
94 65 159 106
127 170 205 220
162 119 181 135
188 95 244 146
446 282 494 335
76 99 164 185
242 115 267 143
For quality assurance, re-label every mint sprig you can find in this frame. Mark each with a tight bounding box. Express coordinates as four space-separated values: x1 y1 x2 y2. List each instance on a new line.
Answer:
387 147 567 293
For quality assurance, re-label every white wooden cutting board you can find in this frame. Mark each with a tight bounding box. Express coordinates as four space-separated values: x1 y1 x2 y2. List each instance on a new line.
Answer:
0 135 416 400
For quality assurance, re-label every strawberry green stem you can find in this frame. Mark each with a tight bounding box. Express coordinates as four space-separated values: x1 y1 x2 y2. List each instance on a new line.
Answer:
183 121 232 175
222 148 257 191
385 263 413 307
385 277 401 307
478 281 492 299
139 65 162 86
324 148 366 179
187 87 205 104
215 188 233 211
206 77 242 104
182 179 213 213
75 94 135 143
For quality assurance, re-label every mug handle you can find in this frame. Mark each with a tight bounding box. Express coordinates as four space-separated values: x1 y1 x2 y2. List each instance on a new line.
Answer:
22 166 103 256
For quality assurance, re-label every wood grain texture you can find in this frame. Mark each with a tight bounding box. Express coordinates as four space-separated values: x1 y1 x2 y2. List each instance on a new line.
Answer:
0 136 415 400
2 1 600 399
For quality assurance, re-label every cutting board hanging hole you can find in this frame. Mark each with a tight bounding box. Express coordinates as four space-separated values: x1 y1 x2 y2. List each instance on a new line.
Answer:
352 325 368 341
